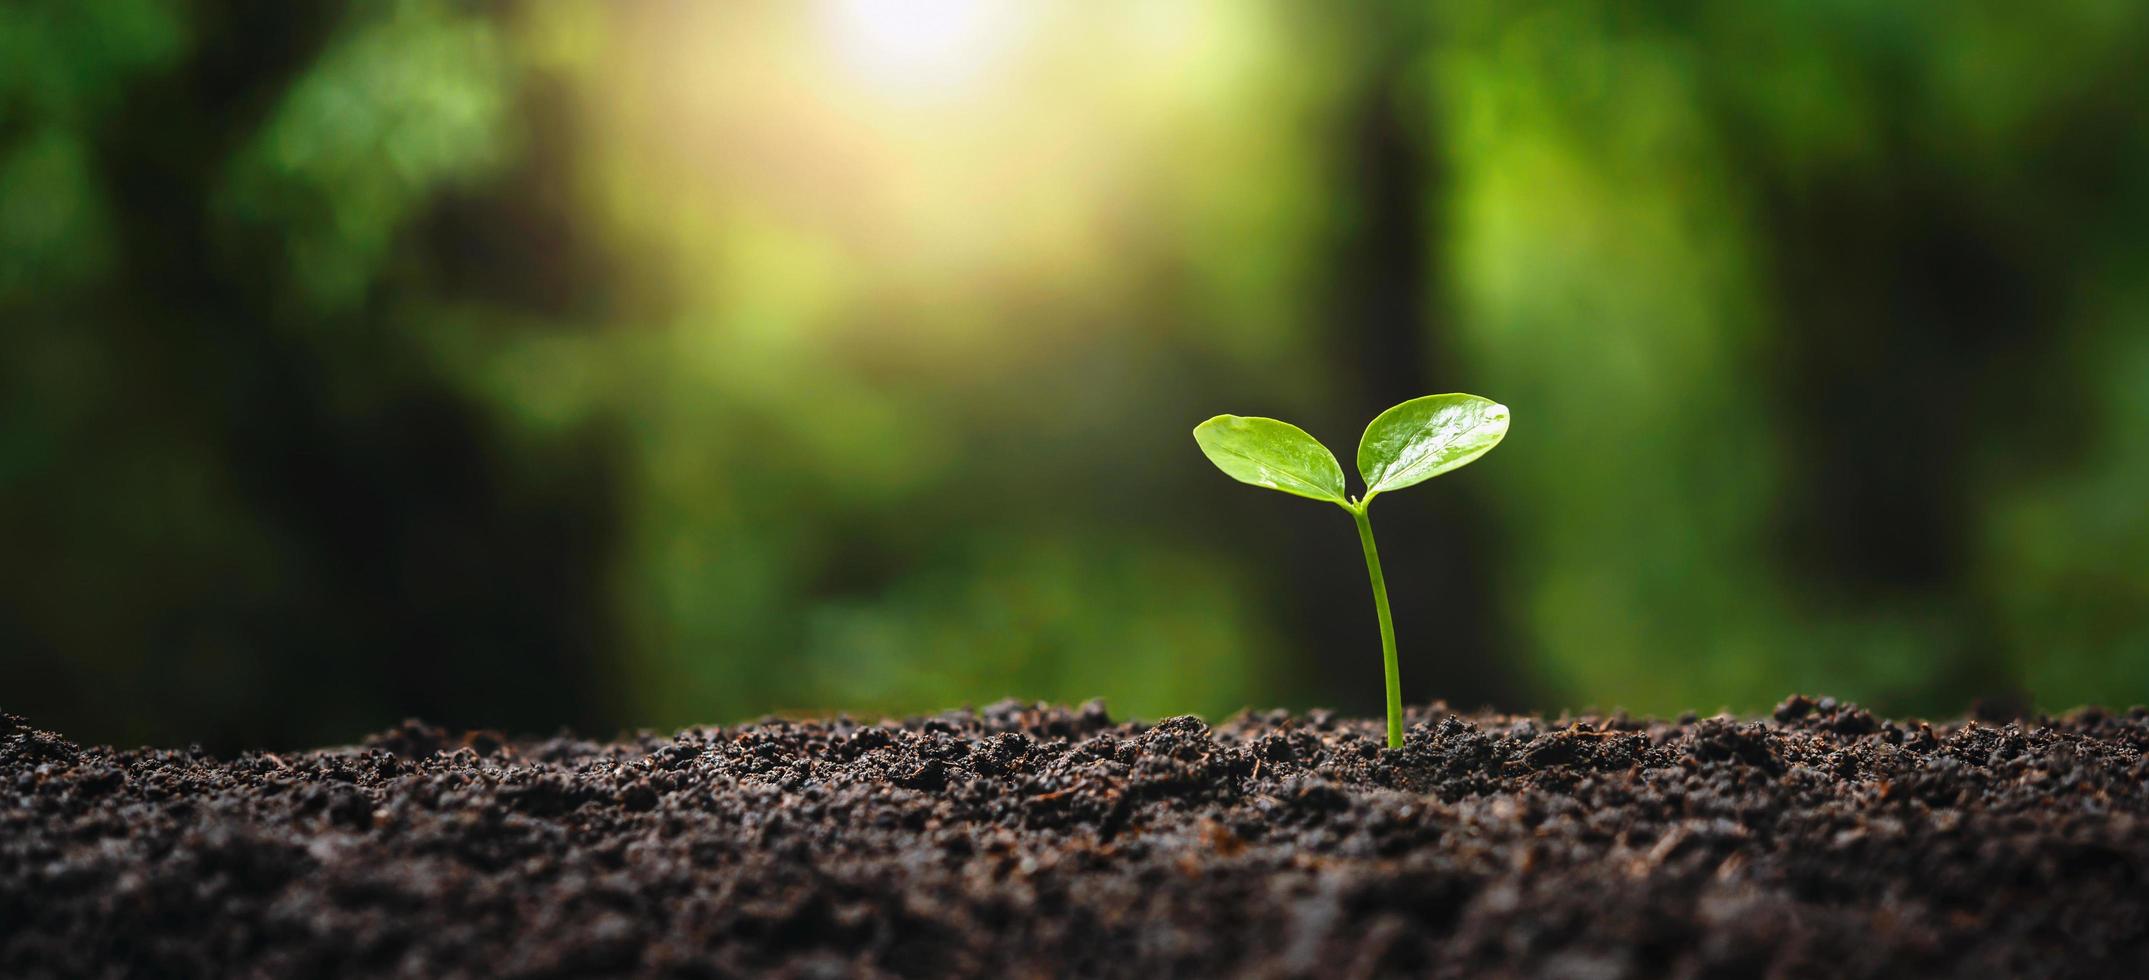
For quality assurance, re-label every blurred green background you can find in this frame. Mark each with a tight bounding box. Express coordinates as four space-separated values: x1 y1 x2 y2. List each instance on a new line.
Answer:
6 0 2148 750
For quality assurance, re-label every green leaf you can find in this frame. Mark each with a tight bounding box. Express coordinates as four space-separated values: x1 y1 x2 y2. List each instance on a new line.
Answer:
1192 415 1348 504
1356 393 1510 498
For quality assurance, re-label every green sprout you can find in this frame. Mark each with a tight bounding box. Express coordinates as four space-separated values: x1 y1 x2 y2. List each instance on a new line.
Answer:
1194 394 1510 748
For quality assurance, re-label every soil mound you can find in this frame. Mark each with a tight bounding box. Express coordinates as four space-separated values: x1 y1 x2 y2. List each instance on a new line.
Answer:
5 698 2146 978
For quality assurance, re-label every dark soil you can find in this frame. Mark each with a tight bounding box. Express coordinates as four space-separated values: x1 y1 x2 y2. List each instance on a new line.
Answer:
6 696 2148 979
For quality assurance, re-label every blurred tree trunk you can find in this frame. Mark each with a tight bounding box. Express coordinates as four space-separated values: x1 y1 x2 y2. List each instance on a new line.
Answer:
1293 6 1526 717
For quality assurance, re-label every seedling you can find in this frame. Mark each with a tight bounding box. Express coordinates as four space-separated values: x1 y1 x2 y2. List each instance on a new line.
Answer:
1194 394 1510 748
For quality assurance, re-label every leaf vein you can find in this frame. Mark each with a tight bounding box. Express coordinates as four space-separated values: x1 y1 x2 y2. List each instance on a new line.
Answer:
1209 443 1340 499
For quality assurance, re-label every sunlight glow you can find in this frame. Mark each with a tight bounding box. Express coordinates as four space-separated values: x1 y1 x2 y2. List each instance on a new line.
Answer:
821 0 1020 95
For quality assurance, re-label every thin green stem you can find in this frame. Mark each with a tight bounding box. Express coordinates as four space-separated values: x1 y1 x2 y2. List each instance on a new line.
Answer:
1349 502 1403 748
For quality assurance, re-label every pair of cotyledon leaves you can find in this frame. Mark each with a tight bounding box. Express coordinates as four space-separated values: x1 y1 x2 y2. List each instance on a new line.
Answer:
1193 393 1509 506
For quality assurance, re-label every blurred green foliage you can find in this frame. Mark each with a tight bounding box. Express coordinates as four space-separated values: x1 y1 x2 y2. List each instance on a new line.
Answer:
5 0 2147 749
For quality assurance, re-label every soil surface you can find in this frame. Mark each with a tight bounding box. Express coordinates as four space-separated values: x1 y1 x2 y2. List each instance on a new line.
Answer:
6 697 2148 979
